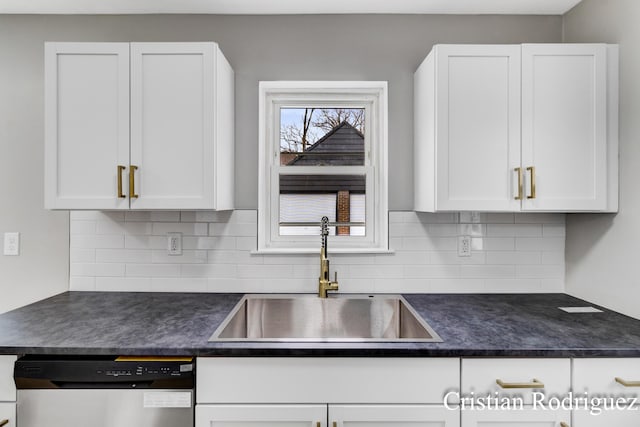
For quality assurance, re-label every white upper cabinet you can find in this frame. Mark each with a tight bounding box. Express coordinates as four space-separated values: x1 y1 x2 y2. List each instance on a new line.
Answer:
45 42 234 210
44 43 130 210
521 44 613 211
414 43 618 213
414 45 521 212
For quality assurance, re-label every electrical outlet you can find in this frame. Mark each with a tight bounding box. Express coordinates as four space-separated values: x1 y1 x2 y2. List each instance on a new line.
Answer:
167 232 182 256
457 235 471 257
4 232 20 256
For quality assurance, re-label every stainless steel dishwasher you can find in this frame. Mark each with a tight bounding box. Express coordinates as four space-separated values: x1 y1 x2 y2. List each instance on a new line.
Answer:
14 355 194 427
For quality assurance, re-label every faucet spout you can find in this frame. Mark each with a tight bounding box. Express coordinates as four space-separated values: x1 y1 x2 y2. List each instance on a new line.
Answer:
318 216 339 298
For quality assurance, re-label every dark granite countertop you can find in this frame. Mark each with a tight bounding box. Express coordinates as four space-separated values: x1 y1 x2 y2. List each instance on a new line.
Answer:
0 291 639 357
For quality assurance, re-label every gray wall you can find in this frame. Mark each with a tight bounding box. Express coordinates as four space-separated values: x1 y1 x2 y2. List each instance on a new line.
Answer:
0 14 562 312
564 0 640 319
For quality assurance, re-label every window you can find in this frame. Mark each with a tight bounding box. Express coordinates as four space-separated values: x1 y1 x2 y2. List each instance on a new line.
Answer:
258 81 388 253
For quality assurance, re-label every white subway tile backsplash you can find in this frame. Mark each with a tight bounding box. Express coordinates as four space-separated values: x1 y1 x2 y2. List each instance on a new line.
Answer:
125 235 165 250
96 277 152 292
69 209 565 294
209 222 256 237
485 251 542 265
542 251 565 265
70 248 95 263
460 265 516 279
152 222 208 236
516 265 565 279
69 277 96 291
96 249 152 263
543 224 566 237
71 235 124 249
150 211 180 222
126 264 181 278
124 211 152 222
151 250 208 264
70 221 96 235
181 264 237 278
516 237 565 251
185 236 236 250
515 213 566 224
96 221 152 235
487 224 542 237
152 278 207 292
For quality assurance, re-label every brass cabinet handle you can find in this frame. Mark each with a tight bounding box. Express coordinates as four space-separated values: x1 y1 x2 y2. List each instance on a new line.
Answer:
526 166 536 199
117 165 126 198
560 423 570 427
496 378 544 389
333 423 337 427
615 377 640 387
129 165 139 199
514 167 523 200
0 419 9 427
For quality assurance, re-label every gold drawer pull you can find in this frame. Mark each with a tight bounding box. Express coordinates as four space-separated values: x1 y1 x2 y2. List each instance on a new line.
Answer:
560 422 570 427
316 423 320 427
526 166 536 199
117 165 126 198
496 378 544 389
129 165 139 199
0 419 9 427
615 377 640 387
333 423 338 427
515 167 523 200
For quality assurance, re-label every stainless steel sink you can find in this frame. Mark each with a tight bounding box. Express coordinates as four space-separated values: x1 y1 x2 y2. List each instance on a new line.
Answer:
209 294 442 342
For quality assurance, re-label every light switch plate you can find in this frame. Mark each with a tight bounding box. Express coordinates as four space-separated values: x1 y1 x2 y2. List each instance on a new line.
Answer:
3 232 20 256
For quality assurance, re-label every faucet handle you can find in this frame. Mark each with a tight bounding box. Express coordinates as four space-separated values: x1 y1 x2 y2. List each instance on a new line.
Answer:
334 271 338 283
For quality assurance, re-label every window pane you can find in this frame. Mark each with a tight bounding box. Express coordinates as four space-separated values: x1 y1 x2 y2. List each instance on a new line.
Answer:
279 174 366 236
280 108 365 166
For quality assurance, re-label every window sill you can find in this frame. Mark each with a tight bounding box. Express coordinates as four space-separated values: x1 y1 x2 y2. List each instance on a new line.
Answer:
251 247 395 255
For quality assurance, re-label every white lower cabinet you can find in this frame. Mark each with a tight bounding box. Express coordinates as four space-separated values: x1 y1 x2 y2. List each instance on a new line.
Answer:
0 356 16 427
573 358 640 426
0 402 16 427
196 357 460 427
196 404 327 427
331 404 459 426
197 404 458 427
460 358 572 426
462 408 570 426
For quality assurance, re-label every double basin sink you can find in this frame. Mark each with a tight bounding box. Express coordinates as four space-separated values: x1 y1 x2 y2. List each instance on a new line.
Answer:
209 294 442 343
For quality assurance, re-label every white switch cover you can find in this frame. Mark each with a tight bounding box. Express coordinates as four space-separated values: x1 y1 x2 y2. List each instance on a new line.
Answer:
4 232 20 256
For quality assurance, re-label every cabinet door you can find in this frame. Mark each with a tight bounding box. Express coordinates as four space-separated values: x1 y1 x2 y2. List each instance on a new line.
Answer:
573 358 640 426
0 402 16 427
521 44 608 211
434 45 521 211
130 43 216 209
330 404 459 427
196 404 327 427
44 42 130 209
0 356 16 402
462 408 570 427
574 410 640 427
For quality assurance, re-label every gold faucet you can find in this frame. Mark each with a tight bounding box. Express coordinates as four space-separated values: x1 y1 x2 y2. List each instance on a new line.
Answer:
318 216 339 298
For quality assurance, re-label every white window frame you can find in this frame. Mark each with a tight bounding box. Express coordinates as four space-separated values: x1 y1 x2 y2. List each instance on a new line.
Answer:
258 81 389 253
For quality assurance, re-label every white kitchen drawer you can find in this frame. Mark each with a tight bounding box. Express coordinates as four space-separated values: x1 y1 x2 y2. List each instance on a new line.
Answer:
0 356 16 402
462 358 570 405
462 407 570 426
0 402 16 427
197 357 460 404
574 358 640 395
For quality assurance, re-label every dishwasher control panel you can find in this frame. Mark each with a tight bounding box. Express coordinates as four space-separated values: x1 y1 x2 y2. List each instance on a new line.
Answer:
14 355 194 389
